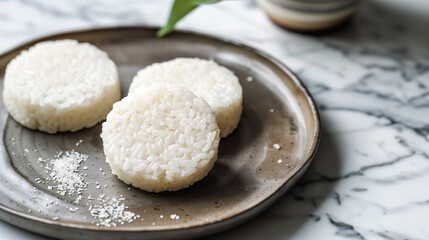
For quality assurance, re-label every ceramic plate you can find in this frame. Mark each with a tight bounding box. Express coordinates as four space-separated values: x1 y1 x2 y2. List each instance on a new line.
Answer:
0 27 320 240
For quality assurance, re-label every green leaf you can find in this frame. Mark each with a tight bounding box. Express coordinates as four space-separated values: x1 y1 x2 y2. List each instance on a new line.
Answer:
157 0 221 38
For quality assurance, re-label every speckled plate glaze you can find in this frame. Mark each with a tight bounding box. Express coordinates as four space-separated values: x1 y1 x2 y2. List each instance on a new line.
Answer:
0 27 320 240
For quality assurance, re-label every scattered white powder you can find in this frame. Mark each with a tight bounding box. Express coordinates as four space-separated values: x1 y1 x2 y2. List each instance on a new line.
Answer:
277 159 282 163
76 139 84 146
89 195 140 227
69 207 79 212
35 178 44 184
273 144 281 150
74 195 83 204
270 109 274 113
34 149 140 228
47 150 88 196
246 76 253 82
170 214 180 220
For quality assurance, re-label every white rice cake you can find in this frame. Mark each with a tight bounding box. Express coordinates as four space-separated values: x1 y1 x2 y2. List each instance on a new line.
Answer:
3 39 120 134
129 58 242 138
101 84 220 192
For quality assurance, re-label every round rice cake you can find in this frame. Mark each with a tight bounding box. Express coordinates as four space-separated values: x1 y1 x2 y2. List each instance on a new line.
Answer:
129 58 242 138
3 39 120 134
101 84 220 192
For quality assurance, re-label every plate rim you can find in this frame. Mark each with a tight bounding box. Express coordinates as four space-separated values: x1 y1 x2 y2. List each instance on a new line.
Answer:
0 26 321 234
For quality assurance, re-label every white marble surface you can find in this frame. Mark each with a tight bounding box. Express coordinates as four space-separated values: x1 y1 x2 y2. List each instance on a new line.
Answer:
1 0 429 239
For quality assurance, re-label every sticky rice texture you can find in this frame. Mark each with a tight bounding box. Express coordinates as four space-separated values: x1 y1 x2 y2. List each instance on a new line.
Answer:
129 58 242 138
101 84 220 192
3 39 120 133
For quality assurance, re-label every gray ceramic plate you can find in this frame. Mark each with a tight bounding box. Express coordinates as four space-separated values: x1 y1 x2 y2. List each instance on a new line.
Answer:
0 27 320 240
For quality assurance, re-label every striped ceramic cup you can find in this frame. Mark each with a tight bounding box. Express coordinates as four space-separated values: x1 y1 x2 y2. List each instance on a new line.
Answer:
257 0 361 31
